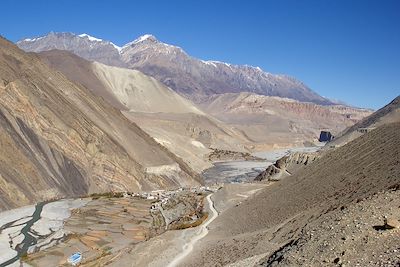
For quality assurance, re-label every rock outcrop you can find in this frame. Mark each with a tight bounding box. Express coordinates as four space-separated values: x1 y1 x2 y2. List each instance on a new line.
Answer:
199 92 371 149
207 149 263 162
330 95 400 146
182 121 400 267
318 131 334 142
255 152 320 181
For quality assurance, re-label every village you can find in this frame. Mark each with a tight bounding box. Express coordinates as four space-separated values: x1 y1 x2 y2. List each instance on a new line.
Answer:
133 185 222 230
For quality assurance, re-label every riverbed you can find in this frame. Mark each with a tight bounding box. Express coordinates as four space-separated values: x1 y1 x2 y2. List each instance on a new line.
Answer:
0 199 89 267
202 146 321 184
0 146 322 266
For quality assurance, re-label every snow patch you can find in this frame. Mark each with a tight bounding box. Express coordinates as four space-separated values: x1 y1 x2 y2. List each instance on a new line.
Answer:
201 60 217 68
208 60 232 68
134 34 155 43
121 34 155 50
78 33 103 42
78 33 121 51
22 36 44 42
110 42 122 52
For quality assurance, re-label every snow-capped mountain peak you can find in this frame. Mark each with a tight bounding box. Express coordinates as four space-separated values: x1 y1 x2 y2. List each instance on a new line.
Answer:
22 36 44 42
134 34 156 43
78 33 103 42
17 32 124 66
121 34 158 51
16 31 332 105
77 33 121 51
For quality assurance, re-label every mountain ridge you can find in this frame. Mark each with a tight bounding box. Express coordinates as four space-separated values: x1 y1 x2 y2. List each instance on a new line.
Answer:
0 36 201 210
17 32 333 105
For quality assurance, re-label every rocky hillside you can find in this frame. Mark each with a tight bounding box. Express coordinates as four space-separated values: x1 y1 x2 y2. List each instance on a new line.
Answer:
331 95 400 146
0 37 200 211
18 32 124 67
38 48 372 153
38 50 252 173
17 32 331 104
255 152 320 181
90 61 205 114
182 121 400 266
199 92 372 149
119 35 330 104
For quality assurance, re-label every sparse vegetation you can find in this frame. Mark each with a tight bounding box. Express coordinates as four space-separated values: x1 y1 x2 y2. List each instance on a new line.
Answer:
19 252 29 262
170 212 209 230
89 191 124 199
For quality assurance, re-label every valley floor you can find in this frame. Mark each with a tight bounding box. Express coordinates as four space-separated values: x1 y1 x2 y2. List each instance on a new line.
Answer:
0 183 268 267
0 147 320 267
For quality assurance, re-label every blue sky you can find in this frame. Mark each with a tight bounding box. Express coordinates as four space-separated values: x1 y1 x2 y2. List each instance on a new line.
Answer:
1 0 399 109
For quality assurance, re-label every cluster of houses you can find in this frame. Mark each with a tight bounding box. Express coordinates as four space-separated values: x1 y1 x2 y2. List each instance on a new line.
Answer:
127 185 220 212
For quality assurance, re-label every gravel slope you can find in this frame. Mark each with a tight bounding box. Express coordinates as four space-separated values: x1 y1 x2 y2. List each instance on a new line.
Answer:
181 122 400 266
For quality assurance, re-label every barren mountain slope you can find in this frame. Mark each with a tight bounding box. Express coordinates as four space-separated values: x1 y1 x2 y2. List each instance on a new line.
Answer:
330 95 400 146
91 61 204 114
182 122 400 266
91 61 253 171
18 32 124 67
123 112 252 172
39 49 126 110
199 92 372 149
18 33 331 105
120 35 331 104
0 37 200 210
37 50 252 172
254 151 320 181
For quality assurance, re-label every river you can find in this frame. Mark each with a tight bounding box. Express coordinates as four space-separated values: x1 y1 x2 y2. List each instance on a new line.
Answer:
202 146 321 184
0 201 48 267
0 199 88 266
0 147 321 266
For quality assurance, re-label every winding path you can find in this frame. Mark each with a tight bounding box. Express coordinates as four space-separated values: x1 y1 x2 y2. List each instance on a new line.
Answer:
167 193 218 267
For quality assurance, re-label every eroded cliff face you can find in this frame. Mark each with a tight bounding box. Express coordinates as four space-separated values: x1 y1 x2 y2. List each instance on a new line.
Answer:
255 152 320 181
199 93 372 148
0 37 200 210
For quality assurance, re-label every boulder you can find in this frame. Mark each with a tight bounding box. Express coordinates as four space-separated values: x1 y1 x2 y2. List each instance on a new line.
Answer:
384 217 400 229
319 131 334 142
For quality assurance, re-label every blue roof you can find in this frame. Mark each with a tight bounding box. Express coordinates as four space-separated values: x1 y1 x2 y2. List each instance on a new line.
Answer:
68 252 82 265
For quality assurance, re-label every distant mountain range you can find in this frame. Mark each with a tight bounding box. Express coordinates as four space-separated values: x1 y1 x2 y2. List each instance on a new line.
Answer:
18 32 332 104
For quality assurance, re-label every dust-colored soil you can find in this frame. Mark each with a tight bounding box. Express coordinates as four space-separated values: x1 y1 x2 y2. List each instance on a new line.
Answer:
331 95 399 147
207 148 264 162
38 49 254 173
181 122 400 266
0 37 200 210
24 197 155 266
199 92 371 149
261 189 400 266
22 190 206 267
255 151 320 181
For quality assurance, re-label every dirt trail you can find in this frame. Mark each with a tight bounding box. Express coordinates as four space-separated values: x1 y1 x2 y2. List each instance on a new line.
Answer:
167 194 218 267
